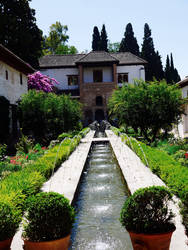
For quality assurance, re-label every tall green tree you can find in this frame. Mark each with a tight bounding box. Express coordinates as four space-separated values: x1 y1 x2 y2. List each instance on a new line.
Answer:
141 23 156 81
153 51 164 80
92 26 101 51
119 23 139 56
165 53 181 84
0 0 42 68
108 42 120 52
43 21 77 55
100 24 108 51
108 80 185 143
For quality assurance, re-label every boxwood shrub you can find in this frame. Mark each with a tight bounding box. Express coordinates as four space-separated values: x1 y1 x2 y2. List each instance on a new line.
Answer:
0 200 22 240
22 192 75 241
120 186 175 234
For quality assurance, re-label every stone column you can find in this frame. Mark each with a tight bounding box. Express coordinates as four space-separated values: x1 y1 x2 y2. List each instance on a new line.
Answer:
113 63 117 85
79 64 83 101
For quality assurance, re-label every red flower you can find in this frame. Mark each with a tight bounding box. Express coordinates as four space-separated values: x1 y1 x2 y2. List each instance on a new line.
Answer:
185 152 188 159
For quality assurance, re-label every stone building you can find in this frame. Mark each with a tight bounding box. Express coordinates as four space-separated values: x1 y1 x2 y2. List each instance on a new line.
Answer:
0 44 34 142
39 51 146 124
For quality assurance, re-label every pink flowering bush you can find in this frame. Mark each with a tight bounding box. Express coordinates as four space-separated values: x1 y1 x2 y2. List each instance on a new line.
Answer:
28 71 58 93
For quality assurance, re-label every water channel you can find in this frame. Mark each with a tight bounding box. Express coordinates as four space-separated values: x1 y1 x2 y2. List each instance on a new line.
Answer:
70 132 132 250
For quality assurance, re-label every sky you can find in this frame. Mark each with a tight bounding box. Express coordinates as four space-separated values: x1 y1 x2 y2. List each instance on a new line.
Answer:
30 0 188 79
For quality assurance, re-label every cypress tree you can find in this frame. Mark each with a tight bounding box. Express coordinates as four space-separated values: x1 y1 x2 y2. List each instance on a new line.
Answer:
165 55 171 84
92 26 101 51
100 24 108 51
154 51 164 80
141 23 157 81
0 0 43 68
165 53 181 83
119 23 139 56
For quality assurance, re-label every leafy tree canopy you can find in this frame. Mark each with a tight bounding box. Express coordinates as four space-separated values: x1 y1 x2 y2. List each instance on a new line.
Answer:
108 80 185 143
108 42 120 52
43 21 77 55
18 90 82 144
0 0 43 68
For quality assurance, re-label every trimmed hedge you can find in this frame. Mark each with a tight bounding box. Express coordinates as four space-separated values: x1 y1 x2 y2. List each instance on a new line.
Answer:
112 127 188 235
0 128 90 212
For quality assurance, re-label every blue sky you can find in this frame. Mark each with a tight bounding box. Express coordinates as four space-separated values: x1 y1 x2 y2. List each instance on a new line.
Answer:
30 0 188 79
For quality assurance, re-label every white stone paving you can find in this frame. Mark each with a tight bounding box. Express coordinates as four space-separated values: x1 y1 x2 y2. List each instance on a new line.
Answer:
106 130 188 250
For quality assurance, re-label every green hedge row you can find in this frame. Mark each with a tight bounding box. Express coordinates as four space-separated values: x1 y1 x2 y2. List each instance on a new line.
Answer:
112 127 188 234
0 127 90 211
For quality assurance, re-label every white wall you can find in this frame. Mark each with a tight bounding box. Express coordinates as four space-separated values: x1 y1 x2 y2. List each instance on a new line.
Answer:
40 64 145 90
0 61 28 104
83 66 113 83
177 86 188 138
40 68 79 90
117 65 145 83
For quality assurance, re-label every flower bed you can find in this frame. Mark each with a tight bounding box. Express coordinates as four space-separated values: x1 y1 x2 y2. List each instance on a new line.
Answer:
0 127 90 212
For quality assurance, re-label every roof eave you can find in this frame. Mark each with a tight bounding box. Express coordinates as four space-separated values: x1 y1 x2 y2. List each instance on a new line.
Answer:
0 44 35 74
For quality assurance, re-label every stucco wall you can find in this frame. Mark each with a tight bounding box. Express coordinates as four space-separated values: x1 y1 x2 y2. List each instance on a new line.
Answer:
0 61 28 104
177 86 188 137
83 66 113 83
40 68 79 90
117 65 145 83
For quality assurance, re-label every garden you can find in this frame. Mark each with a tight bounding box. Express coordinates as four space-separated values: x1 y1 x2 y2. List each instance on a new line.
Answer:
0 71 90 248
108 79 188 238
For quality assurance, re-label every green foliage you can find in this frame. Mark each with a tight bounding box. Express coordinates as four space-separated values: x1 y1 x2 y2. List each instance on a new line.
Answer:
23 192 75 241
165 53 181 84
119 23 139 56
16 132 33 154
108 80 185 143
0 162 22 179
0 127 89 240
43 21 77 55
92 26 101 51
113 127 188 235
141 23 164 81
0 0 42 68
120 186 175 234
0 200 22 240
18 90 83 144
108 42 120 52
0 144 7 161
100 24 108 52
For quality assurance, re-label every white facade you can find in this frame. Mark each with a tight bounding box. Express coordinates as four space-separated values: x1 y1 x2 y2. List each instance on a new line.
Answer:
40 64 145 90
117 65 145 83
0 60 28 104
41 67 79 90
177 84 188 138
83 66 113 83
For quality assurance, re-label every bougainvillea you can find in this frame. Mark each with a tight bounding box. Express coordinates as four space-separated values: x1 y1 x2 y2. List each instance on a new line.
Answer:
28 71 58 93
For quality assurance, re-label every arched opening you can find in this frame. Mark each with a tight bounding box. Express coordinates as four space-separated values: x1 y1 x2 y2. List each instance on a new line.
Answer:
0 96 10 142
85 110 93 125
95 109 104 123
96 96 103 106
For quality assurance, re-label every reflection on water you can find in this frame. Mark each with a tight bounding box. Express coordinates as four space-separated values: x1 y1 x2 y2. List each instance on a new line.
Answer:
70 141 132 250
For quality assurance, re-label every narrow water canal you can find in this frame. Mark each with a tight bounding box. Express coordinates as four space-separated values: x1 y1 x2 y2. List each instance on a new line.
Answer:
70 138 132 249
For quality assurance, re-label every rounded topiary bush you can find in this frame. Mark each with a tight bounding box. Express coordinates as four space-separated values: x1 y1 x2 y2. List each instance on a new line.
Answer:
0 201 22 241
22 192 75 242
120 186 175 234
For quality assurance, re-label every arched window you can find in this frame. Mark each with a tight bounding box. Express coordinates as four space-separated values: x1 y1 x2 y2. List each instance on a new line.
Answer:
96 96 103 106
